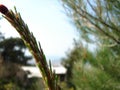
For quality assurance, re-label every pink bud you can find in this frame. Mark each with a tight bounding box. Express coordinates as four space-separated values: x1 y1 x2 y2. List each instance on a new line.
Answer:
0 4 8 15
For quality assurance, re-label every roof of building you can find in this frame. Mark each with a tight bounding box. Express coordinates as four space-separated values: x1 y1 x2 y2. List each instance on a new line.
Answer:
22 66 67 78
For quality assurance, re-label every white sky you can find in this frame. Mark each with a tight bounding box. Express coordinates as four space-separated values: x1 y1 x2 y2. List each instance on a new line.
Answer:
0 0 77 61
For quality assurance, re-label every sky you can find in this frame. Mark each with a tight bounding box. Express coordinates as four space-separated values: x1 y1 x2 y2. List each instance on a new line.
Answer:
0 0 77 63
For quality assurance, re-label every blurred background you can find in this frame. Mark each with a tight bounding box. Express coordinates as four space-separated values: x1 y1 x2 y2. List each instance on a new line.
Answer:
0 0 77 65
0 0 120 90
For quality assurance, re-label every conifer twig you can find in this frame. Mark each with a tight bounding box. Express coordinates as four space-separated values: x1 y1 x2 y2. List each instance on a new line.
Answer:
0 4 60 90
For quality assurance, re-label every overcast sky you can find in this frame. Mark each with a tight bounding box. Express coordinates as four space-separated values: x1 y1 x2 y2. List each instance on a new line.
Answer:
0 0 77 63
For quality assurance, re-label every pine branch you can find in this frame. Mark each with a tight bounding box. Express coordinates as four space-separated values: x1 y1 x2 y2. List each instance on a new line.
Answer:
0 4 60 90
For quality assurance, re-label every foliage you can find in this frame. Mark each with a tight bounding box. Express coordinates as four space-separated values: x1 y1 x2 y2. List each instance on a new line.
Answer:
0 77 45 90
62 42 93 83
0 56 45 90
62 42 95 89
62 42 120 90
0 82 21 90
0 37 32 65
0 4 61 90
0 56 28 90
61 0 120 45
28 77 45 90
61 0 120 90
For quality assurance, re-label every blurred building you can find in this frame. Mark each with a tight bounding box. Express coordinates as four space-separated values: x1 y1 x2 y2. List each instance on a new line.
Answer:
22 65 67 81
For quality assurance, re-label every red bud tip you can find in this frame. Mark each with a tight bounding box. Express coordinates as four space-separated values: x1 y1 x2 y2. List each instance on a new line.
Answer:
0 4 8 15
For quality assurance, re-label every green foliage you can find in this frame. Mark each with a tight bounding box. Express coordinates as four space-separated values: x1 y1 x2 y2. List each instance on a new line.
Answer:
0 37 32 65
28 77 45 90
0 57 28 90
0 82 21 90
62 43 120 90
95 46 120 82
0 56 45 90
61 0 120 89
1 6 61 90
61 0 120 45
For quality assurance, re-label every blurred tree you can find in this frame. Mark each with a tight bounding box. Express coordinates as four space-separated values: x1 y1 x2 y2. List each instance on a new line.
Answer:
61 0 120 90
62 42 95 90
61 0 120 45
0 56 42 90
0 37 32 65
62 42 120 90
